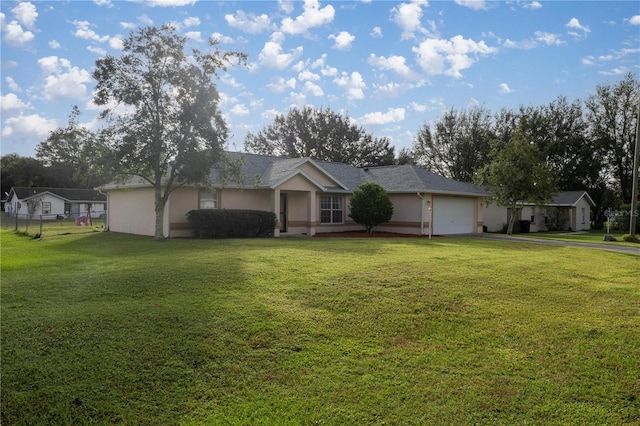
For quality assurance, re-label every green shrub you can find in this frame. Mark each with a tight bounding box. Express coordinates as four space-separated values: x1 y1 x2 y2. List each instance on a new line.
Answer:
621 234 640 243
348 182 394 234
186 209 277 238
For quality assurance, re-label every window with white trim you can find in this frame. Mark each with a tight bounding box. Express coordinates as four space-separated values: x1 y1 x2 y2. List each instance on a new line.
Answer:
320 196 343 224
42 202 51 215
581 207 586 224
199 191 218 209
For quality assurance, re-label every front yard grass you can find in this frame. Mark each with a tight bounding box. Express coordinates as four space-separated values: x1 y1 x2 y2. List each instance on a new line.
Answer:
514 229 640 246
1 230 639 425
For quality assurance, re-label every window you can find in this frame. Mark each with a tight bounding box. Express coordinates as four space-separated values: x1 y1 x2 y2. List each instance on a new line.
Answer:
581 207 586 224
530 207 536 224
42 202 51 214
199 191 218 209
320 196 343 224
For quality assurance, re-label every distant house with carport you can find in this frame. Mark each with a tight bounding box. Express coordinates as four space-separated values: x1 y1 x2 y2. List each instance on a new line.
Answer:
4 187 107 218
99 152 488 238
483 190 595 233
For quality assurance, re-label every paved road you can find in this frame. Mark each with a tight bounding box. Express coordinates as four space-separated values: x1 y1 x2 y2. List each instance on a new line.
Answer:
476 233 640 256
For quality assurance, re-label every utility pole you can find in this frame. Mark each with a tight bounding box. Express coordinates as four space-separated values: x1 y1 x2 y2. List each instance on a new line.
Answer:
629 102 639 237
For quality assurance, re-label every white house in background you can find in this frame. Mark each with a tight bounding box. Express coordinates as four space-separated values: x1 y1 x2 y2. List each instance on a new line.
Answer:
99 152 488 238
4 187 107 218
483 190 596 233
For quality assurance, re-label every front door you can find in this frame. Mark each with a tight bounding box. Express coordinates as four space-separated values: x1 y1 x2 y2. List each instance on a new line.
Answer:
280 193 287 233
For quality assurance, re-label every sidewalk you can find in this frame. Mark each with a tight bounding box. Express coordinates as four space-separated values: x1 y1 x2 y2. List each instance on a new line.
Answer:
476 233 640 256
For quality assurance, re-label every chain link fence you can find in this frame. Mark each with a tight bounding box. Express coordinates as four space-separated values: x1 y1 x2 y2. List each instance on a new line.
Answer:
1 212 106 237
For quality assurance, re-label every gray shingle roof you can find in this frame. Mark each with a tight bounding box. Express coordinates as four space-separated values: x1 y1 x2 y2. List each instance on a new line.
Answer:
519 190 595 207
549 191 595 206
213 152 486 196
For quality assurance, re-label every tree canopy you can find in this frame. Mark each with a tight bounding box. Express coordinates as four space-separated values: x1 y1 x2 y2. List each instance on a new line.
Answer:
474 123 558 235
92 24 246 240
348 182 394 234
412 107 493 182
36 106 114 189
244 106 395 167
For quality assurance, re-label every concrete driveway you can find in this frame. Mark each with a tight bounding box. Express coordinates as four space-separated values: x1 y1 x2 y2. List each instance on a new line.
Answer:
477 233 640 256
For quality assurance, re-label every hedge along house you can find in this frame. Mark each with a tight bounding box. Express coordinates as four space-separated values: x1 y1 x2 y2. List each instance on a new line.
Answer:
99 152 487 238
483 190 596 233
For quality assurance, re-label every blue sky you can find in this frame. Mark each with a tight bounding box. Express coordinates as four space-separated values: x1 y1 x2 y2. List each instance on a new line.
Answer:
1 0 639 158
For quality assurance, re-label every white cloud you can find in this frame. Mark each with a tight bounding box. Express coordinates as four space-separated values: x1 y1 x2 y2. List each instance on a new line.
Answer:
391 0 430 40
498 83 512 94
185 31 202 42
413 35 496 78
503 38 537 49
279 0 295 14
12 2 38 29
72 20 109 42
258 33 303 69
630 15 640 25
1 14 35 46
370 26 383 38
183 16 200 27
267 77 297 93
368 53 421 81
303 81 323 96
566 17 590 33
230 104 250 116
360 107 405 125
288 91 306 107
522 1 542 9
225 11 272 34
49 39 61 49
109 35 124 50
1 113 58 140
210 32 236 44
298 69 320 81
454 0 488 11
87 46 107 56
0 93 30 111
37 56 92 100
329 31 355 50
280 0 335 35
94 0 113 7
534 31 564 46
6 77 20 92
600 67 628 76
333 71 366 101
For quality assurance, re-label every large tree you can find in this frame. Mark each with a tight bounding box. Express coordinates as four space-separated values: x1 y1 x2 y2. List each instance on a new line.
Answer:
413 107 494 182
36 106 114 189
412 107 493 182
475 122 558 235
244 106 395 167
93 25 246 240
521 97 605 191
585 72 639 203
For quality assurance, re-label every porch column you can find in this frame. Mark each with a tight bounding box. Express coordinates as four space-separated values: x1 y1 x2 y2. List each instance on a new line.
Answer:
272 188 281 237
308 190 317 236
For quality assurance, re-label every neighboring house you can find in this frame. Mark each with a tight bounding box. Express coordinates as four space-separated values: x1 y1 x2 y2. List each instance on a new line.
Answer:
483 190 595 233
4 187 107 218
99 152 487 238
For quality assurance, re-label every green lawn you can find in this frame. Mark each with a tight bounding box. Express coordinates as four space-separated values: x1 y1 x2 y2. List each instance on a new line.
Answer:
1 230 639 425
512 229 640 246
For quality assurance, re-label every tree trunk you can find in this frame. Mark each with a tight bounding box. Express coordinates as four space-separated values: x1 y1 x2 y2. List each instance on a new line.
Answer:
507 201 518 235
154 186 166 240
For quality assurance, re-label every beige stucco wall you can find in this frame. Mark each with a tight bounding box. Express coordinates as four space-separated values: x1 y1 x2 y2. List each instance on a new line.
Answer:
107 188 158 237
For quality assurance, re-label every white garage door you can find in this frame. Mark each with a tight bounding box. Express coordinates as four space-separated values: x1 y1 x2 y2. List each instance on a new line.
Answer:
433 197 476 235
